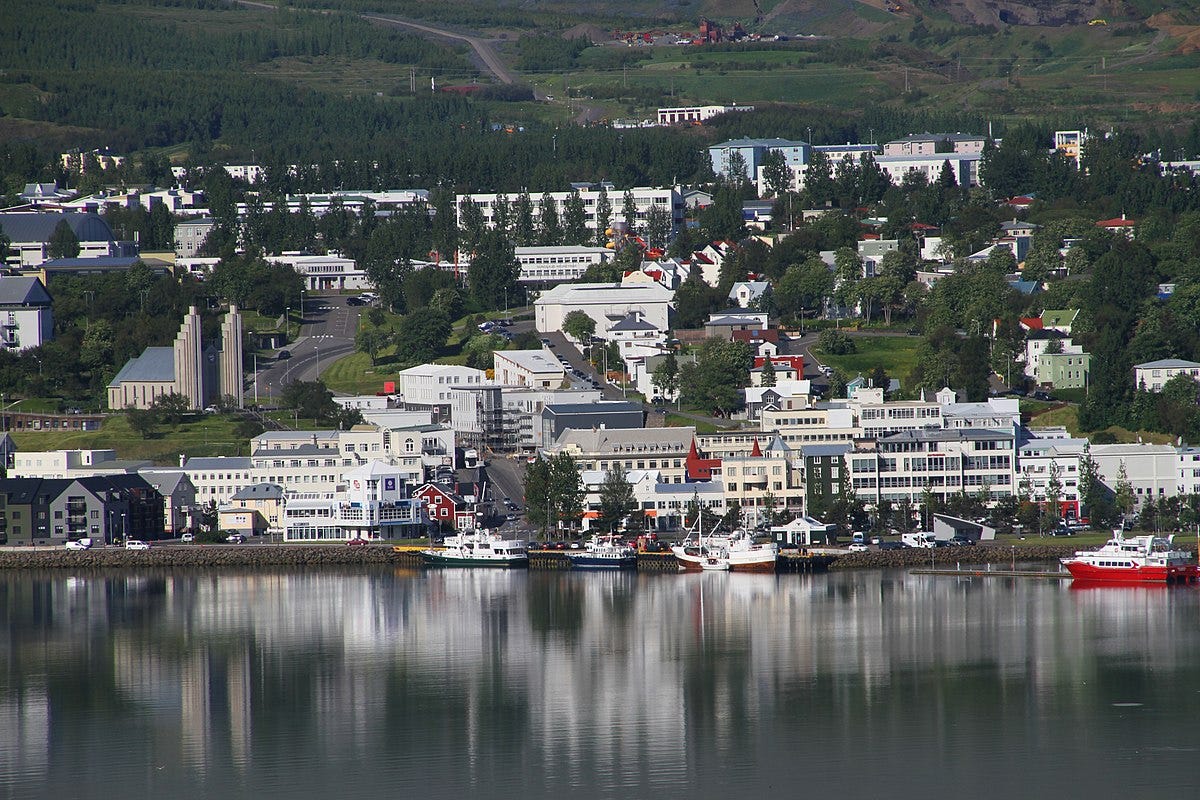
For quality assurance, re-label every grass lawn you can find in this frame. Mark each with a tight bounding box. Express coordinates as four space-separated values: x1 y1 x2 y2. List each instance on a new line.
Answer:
1026 403 1174 444
812 336 922 391
8 414 249 464
322 352 400 396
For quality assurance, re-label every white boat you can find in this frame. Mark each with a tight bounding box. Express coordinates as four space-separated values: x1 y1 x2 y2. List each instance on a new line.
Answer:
673 524 778 573
422 530 528 567
700 555 730 571
568 535 637 569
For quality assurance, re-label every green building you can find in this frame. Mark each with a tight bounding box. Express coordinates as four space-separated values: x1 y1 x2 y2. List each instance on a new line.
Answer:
1036 351 1090 390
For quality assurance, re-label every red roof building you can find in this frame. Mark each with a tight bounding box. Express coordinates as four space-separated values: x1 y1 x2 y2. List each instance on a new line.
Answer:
686 439 721 482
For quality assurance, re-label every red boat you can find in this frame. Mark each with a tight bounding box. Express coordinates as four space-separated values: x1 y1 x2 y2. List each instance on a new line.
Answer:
1061 531 1199 584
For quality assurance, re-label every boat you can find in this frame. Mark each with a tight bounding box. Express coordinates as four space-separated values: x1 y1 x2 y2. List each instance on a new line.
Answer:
421 529 528 567
673 524 778 573
568 534 637 569
701 555 730 571
1060 530 1199 584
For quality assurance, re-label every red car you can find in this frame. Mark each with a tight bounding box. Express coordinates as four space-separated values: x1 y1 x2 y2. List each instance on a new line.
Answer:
346 538 368 547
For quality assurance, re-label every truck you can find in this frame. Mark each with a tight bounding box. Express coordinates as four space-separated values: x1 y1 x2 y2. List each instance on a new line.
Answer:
902 532 937 549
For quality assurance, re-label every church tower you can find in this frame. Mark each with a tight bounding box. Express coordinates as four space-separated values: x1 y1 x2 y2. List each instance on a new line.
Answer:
172 305 205 410
219 304 244 407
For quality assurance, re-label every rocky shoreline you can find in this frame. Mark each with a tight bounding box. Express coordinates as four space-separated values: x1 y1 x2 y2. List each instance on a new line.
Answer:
0 542 1111 571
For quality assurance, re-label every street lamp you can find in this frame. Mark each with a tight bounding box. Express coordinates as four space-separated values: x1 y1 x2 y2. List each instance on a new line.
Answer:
285 306 291 340
300 289 306 324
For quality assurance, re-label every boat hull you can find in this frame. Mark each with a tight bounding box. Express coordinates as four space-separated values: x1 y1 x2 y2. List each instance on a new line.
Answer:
422 552 528 568
1063 561 1198 584
673 547 776 573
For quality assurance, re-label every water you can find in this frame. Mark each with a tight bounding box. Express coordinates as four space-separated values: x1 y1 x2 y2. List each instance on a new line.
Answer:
2 566 1198 800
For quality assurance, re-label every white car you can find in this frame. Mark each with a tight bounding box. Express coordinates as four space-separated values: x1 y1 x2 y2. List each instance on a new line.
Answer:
181 533 195 543
125 540 150 551
65 539 92 550
848 543 869 553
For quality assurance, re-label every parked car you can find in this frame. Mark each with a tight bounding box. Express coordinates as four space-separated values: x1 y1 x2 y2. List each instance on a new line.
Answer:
125 540 150 551
226 534 245 544
346 538 368 547
65 538 92 550
949 535 976 546
181 533 195 543
347 296 365 306
277 349 291 360
1032 390 1054 401
848 543 869 552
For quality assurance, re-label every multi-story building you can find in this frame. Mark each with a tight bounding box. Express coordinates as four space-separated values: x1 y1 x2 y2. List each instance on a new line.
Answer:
0 211 122 269
1134 359 1200 392
456 185 683 240
657 105 753 125
1036 351 1091 390
514 245 610 285
712 435 804 527
397 364 488 412
799 444 851 518
534 281 675 336
1017 437 1085 520
493 349 566 389
0 277 53 352
281 461 423 541
0 475 164 545
547 427 695 484
882 133 987 156
848 428 1017 507
174 218 216 258
220 483 284 536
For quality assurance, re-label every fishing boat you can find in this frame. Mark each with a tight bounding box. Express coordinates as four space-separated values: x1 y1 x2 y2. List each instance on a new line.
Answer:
568 534 637 569
422 529 528 567
700 555 730 571
673 524 778 573
1060 530 1199 584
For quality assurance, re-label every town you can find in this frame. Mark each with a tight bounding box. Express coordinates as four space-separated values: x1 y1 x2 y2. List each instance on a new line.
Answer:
3 123 1200 555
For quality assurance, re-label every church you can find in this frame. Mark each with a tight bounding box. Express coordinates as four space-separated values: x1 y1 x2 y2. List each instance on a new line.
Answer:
107 305 243 411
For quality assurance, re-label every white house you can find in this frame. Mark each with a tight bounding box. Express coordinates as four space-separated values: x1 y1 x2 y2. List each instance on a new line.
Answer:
534 282 674 335
514 245 610 285
728 280 770 308
1134 359 1200 392
266 252 368 292
397 364 488 408
282 460 424 542
0 277 53 352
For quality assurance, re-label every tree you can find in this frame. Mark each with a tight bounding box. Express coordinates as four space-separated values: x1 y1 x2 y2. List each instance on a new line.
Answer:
462 332 508 370
467 230 520 311
761 149 790 199
1044 459 1063 526
594 186 613 247
48 220 81 259
760 358 776 387
1114 460 1135 520
678 338 753 416
125 405 157 439
651 352 680 400
524 456 553 537
513 191 535 246
356 324 391 366
458 197 487 254
548 452 585 537
597 466 638 533
562 190 588 245
621 190 638 232
537 192 562 245
394 307 450 364
151 392 190 424
562 310 596 344
645 202 672 250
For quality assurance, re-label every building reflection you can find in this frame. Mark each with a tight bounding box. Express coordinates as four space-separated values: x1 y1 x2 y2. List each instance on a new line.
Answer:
0 567 1198 795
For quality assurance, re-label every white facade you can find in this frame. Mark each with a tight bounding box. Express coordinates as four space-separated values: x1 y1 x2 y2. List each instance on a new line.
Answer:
1090 444 1179 508
514 245 610 284
548 427 695 484
457 185 683 239
657 105 753 125
0 277 54 352
1133 359 1200 392
1018 438 1085 517
397 364 488 407
265 252 368 291
282 460 423 542
534 282 674 335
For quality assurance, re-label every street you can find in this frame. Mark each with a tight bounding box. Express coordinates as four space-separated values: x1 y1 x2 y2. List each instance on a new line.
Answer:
251 294 361 403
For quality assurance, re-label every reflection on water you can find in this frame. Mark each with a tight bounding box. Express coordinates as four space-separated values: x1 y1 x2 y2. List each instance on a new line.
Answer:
2 567 1199 799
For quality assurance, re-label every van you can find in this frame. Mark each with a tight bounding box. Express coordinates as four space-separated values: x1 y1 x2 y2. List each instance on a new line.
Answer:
901 532 937 549
851 532 865 545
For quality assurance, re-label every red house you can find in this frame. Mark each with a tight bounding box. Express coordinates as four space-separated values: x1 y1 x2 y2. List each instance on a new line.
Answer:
415 483 472 531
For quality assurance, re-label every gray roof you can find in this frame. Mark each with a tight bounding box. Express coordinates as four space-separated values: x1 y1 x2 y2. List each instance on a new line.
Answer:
0 276 51 306
608 314 658 332
801 444 851 457
1135 359 1200 370
232 482 284 501
251 444 338 457
880 428 1014 443
138 469 190 495
108 347 175 387
41 256 145 269
0 212 115 244
544 401 642 416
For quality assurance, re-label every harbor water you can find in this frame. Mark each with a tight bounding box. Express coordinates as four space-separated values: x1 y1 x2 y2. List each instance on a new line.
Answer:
2 566 1198 799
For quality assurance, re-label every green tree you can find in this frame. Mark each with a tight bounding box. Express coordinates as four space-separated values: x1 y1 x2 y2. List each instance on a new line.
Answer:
761 149 790 199
621 190 638 232
597 466 638 533
760 359 776 387
524 456 552 537
679 338 753 417
281 380 337 421
651 352 680 400
513 191 535 246
356 324 391 366
467 230 520 311
594 186 613 247
1114 460 1135 520
562 310 596 344
48 220 81 259
394 307 450 364
537 192 562 246
562 190 588 245
549 452 585 537
462 332 508 371
125 405 157 439
151 392 190 424
645 202 672 250
79 319 115 370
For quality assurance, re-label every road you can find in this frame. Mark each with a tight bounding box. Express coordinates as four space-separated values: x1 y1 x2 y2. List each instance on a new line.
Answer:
233 0 515 86
252 294 361 404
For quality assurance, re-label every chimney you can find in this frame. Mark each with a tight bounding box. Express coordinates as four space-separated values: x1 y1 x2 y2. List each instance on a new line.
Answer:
179 453 186 467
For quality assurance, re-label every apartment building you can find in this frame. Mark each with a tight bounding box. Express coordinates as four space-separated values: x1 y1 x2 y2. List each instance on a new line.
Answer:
282 461 423 542
547 427 695 484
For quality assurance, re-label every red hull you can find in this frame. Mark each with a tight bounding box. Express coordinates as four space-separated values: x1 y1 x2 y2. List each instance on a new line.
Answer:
729 560 777 573
1064 562 1199 584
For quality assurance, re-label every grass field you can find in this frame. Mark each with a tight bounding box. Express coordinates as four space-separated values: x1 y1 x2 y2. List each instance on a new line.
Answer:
812 336 922 392
8 415 249 464
1026 403 1174 444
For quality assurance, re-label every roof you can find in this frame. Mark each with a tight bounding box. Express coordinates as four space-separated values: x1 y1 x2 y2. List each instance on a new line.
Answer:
544 401 642 416
494 349 564 374
230 483 284 501
608 313 659 332
138 469 191 495
709 137 807 149
554 426 694 454
0 212 115 244
108 347 175 387
801 444 851 457
535 282 674 305
1041 309 1078 326
1135 359 1200 370
1096 216 1136 228
0 276 51 306
252 443 338 457
732 328 780 343
41 257 146 269
886 132 986 143
879 428 1014 443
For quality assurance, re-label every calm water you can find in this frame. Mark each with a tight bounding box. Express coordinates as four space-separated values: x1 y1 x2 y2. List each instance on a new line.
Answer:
2 565 1199 800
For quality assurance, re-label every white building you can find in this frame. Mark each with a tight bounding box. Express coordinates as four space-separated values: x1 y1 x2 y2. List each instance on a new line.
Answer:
266 252 368 292
457 185 683 240
657 105 753 125
0 212 121 269
10 449 150 478
882 133 987 156
535 282 674 335
396 364 488 408
1134 359 1200 392
514 245 610 285
547 427 695 484
493 349 566 389
282 461 423 542
0 277 53 352
1090 443 1179 509
1018 437 1085 519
